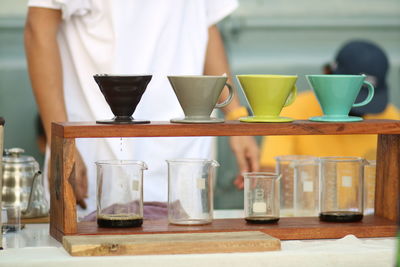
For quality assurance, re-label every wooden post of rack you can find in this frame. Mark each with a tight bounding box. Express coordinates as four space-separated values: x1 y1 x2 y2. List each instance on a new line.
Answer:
49 120 400 242
49 135 76 241
375 134 400 221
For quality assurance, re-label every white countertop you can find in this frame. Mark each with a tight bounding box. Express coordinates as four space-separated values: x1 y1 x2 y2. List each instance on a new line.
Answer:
0 210 397 267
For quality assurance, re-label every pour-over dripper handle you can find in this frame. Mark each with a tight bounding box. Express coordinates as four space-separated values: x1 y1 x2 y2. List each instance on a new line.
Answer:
283 85 297 107
215 83 234 108
352 79 375 107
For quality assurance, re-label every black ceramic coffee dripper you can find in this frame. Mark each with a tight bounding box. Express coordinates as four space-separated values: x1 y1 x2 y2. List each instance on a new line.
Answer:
94 74 152 124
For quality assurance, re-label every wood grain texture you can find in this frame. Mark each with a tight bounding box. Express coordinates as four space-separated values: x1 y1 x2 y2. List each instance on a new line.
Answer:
375 134 400 221
52 120 400 138
49 133 77 238
21 216 49 224
70 216 396 242
62 231 281 256
49 135 63 240
63 137 77 234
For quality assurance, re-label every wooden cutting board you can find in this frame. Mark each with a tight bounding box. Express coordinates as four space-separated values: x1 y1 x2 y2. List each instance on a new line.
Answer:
63 231 281 256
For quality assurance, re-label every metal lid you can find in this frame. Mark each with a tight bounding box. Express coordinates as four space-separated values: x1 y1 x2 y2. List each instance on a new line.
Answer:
3 148 37 164
0 117 4 126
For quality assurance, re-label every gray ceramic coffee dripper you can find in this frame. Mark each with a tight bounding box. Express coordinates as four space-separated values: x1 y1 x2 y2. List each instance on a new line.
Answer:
94 74 152 124
168 75 234 123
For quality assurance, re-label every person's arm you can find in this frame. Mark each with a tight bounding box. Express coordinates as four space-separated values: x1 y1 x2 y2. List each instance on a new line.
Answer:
204 25 259 189
24 7 88 208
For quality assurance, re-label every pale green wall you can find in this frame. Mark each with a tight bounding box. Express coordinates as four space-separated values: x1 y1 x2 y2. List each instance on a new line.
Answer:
0 0 27 16
0 0 399 209
0 0 41 165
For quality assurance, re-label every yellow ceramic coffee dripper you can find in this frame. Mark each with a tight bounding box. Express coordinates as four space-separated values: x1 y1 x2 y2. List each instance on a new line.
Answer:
236 75 298 122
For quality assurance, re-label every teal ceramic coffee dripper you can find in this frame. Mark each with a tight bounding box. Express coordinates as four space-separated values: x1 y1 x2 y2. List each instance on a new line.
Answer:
306 75 374 122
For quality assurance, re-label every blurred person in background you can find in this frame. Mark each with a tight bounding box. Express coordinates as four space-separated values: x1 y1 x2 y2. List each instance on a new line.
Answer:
35 114 46 155
24 1 259 215
258 40 400 173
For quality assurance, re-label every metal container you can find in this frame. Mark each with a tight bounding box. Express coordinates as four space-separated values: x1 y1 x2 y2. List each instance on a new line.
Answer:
0 117 4 248
2 147 48 218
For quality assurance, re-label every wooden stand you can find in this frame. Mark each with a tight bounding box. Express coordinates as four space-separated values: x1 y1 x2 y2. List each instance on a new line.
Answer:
50 120 400 242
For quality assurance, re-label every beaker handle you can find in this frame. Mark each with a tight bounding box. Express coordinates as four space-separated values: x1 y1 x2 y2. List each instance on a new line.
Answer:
139 161 148 170
209 160 220 168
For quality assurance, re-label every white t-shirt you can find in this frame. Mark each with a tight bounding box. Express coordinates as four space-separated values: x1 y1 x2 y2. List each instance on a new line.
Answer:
28 0 238 214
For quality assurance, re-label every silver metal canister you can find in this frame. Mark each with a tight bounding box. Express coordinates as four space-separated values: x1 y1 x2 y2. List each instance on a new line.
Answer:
0 117 4 248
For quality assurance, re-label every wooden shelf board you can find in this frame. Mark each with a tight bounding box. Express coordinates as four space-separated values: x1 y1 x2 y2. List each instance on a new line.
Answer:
53 119 400 138
73 216 397 241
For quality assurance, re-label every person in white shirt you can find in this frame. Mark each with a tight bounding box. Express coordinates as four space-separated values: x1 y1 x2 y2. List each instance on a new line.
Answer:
24 0 259 214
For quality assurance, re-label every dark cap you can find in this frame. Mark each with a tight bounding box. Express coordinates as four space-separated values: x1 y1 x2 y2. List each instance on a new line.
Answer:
331 40 389 115
0 117 4 126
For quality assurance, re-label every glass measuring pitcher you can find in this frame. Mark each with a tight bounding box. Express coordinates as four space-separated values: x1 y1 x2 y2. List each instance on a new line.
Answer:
244 172 280 223
96 160 147 228
293 158 320 217
166 159 219 225
320 157 364 222
275 155 317 216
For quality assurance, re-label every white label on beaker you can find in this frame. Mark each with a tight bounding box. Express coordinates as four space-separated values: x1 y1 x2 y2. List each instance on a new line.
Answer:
197 178 206 189
253 202 267 213
341 176 352 187
132 180 139 191
303 181 313 192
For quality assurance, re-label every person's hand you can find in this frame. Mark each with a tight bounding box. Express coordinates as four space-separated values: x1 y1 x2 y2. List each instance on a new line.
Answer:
229 136 260 189
73 149 88 209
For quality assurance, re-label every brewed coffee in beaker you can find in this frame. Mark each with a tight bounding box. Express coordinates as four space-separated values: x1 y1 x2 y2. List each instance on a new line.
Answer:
96 160 147 228
244 172 280 224
319 157 364 222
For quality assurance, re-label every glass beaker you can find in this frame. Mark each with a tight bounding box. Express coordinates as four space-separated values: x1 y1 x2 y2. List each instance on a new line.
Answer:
244 172 280 223
166 159 219 225
319 157 364 222
363 160 376 215
96 160 147 228
1 205 21 233
275 155 317 216
293 158 320 217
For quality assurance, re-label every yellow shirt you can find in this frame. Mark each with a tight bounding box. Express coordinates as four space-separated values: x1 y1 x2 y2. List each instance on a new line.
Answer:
260 91 400 167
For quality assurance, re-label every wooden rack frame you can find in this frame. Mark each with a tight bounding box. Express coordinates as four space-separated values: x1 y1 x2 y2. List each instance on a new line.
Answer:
50 120 400 242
